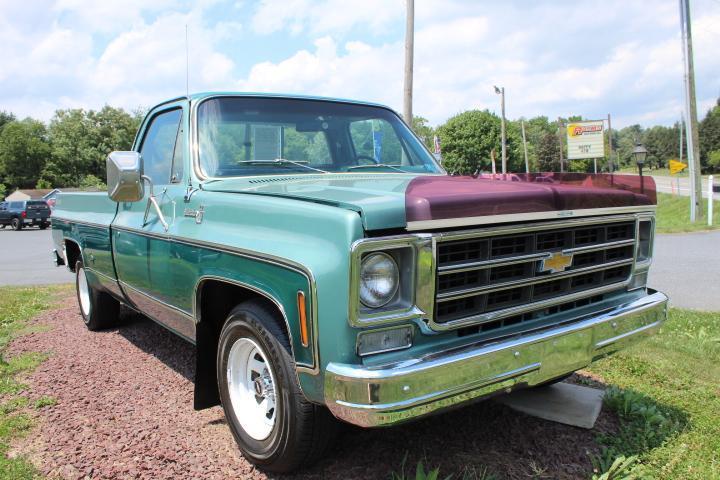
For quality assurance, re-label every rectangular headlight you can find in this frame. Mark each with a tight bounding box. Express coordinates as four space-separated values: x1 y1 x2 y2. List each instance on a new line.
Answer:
349 234 434 328
357 325 413 356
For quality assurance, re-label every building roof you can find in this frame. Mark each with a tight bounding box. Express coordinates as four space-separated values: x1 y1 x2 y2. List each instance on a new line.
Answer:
10 189 53 199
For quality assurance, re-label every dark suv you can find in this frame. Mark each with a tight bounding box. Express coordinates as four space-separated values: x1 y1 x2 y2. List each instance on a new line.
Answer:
0 200 51 230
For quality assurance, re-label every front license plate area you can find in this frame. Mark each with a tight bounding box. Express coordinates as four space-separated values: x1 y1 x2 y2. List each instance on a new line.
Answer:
538 329 592 381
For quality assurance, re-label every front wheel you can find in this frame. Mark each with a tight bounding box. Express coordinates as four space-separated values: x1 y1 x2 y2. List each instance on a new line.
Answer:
217 300 337 473
75 260 120 330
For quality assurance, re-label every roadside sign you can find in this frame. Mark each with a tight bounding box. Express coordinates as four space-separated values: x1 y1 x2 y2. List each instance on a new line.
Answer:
566 120 605 160
669 159 688 175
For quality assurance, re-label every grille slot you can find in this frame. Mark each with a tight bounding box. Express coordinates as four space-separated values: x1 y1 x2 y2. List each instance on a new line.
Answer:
434 220 636 334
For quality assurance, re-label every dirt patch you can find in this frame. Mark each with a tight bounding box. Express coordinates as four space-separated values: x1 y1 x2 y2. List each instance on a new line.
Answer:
8 297 616 479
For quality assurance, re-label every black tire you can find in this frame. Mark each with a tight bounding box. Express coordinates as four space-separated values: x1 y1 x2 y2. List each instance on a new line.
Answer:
11 218 22 231
217 300 338 473
39 223 48 230
75 260 120 331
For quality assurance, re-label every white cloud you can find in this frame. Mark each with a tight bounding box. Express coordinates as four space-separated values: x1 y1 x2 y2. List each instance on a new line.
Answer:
250 0 404 35
0 3 238 118
52 0 180 34
1 0 718 130
237 1 720 128
94 12 235 102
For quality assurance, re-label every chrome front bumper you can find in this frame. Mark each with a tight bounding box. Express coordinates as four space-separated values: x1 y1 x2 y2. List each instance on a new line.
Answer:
325 290 668 427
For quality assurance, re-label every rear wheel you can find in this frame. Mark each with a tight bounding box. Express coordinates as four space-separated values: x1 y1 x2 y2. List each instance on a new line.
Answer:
75 260 120 330
217 300 337 473
11 218 22 231
39 222 48 230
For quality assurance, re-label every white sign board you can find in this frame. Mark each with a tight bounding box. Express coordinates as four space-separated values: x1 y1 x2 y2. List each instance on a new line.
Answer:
566 120 605 160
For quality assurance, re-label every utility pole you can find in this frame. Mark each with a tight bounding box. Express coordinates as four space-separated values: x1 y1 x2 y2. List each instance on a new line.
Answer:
494 86 507 173
557 117 565 173
521 120 529 173
679 113 684 163
607 113 614 172
403 0 414 125
679 0 703 221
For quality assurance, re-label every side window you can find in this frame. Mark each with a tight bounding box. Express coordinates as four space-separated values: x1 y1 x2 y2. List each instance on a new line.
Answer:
10 202 23 209
139 109 183 185
171 120 185 183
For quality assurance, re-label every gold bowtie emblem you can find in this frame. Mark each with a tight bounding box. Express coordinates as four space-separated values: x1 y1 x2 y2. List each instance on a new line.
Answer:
539 251 574 273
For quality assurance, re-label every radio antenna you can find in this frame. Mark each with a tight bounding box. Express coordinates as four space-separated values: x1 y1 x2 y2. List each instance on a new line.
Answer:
185 24 189 97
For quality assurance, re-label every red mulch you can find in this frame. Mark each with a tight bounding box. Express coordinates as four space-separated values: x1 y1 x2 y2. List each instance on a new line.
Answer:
7 298 617 479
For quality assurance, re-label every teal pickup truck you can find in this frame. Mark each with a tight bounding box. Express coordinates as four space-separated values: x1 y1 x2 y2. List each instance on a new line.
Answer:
51 93 668 472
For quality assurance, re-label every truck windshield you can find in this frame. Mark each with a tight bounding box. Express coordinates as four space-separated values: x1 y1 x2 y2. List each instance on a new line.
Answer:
197 97 443 177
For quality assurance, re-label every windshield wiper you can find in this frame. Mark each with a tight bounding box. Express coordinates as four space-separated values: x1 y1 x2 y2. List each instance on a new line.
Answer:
236 159 329 174
347 163 409 173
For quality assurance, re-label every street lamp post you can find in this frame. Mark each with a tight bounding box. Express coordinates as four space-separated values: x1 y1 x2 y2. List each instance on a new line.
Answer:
633 142 648 193
494 86 506 174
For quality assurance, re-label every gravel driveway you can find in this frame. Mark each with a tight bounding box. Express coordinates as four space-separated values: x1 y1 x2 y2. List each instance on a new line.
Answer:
8 297 616 480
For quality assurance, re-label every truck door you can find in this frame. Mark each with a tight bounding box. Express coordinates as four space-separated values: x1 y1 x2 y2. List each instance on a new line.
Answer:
112 103 194 339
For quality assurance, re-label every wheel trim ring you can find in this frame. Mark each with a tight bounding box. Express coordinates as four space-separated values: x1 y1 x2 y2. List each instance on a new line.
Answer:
226 337 278 441
77 267 91 317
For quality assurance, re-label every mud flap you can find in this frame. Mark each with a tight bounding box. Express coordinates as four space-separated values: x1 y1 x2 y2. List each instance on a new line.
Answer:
193 319 221 410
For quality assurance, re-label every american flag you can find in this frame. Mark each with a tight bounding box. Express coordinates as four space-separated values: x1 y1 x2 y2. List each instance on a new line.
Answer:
433 135 441 154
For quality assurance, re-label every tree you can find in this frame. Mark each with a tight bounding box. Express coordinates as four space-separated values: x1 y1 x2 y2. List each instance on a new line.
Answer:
616 125 643 169
436 110 501 174
643 125 677 169
699 99 720 172
79 174 106 189
39 106 142 187
536 132 560 171
707 150 720 171
0 119 50 188
411 116 434 149
0 183 6 201
39 109 93 187
86 106 143 179
0 111 16 133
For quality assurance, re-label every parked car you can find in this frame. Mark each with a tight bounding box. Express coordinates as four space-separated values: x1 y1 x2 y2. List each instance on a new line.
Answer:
0 200 51 230
50 93 668 472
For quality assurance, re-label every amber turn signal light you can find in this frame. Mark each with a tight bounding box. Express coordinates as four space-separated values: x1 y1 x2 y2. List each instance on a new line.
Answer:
297 291 309 347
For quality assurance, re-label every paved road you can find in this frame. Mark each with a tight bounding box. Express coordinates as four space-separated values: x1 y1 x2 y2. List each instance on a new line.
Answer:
648 230 720 311
0 229 717 310
0 227 72 286
651 175 716 199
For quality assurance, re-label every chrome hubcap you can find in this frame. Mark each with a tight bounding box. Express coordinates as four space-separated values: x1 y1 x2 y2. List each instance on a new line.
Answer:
226 337 277 440
77 267 91 317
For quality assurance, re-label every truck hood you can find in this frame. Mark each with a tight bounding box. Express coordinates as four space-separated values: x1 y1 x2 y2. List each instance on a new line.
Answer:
202 173 656 231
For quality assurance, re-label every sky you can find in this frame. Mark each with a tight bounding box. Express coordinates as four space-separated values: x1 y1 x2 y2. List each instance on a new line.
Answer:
1 0 719 128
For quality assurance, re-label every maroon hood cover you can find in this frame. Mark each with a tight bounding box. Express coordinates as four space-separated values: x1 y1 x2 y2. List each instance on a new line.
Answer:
405 173 656 224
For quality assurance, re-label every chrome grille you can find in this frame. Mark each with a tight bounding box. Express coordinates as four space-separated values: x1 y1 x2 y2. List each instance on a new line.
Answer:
433 220 636 332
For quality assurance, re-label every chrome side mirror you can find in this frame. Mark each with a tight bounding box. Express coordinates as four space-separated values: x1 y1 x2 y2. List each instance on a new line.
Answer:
107 151 144 202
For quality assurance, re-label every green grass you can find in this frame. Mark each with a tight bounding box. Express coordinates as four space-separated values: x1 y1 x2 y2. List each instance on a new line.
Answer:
655 193 720 233
616 167 688 177
0 285 71 480
587 308 720 479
